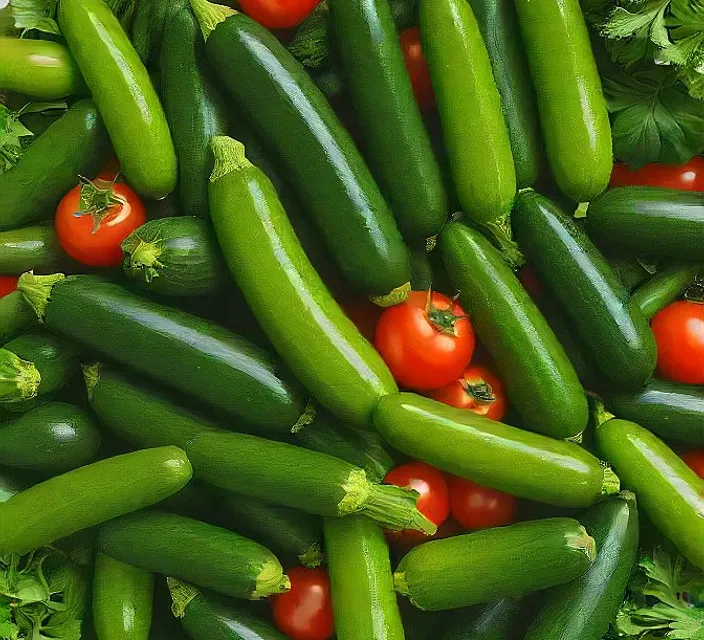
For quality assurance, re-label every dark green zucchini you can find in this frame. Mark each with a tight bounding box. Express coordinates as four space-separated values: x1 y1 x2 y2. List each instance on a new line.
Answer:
131 0 190 67
440 598 523 640
632 264 699 319
0 225 68 275
0 291 39 344
587 187 704 261
513 190 657 389
409 245 434 292
122 217 230 297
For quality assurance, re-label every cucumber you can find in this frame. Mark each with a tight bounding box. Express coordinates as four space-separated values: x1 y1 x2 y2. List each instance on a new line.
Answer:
98 511 290 600
208 138 397 428
0 466 36 504
191 0 411 299
329 0 448 240
0 446 192 556
513 190 657 389
0 100 110 231
0 225 68 275
122 217 230 297
93 551 155 640
373 393 619 507
587 187 704 261
394 518 596 611
514 0 612 202
18 273 310 435
325 515 405 640
524 492 639 640
440 221 588 438
186 430 435 534
0 291 38 344
602 379 704 446
0 401 101 475
632 265 700 319
440 598 523 640
420 0 519 263
160 7 230 218
595 416 704 570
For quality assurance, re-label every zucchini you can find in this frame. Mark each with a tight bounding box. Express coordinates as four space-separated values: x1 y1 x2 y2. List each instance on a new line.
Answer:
0 225 68 275
440 598 523 640
524 492 639 640
132 0 190 67
587 187 704 261
0 401 101 475
513 190 657 389
18 273 311 435
208 138 397 428
122 217 230 297
325 515 405 640
0 466 36 504
632 264 699 319
93 551 155 640
0 446 192 556
186 430 435 534
394 518 596 611
0 100 110 231
191 0 411 299
595 416 704 570
602 379 704 446
440 221 588 438
98 511 290 600
0 291 38 344
372 393 619 507
409 245 434 292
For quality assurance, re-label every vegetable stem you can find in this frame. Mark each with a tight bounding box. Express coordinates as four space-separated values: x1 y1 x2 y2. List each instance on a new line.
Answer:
82 362 101 401
210 136 253 180
189 0 237 42
253 561 292 599
0 350 41 404
167 577 200 618
121 236 164 284
16 272 66 322
565 526 597 562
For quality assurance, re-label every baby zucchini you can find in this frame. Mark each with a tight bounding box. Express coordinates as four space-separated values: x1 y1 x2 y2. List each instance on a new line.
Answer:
0 225 68 275
632 264 699 319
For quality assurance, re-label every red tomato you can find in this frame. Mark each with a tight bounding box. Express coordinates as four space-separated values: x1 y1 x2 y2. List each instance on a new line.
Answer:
239 0 321 29
426 364 509 421
374 290 475 391
400 26 435 112
384 461 450 546
447 476 517 531
651 300 704 385
518 264 544 301
55 177 146 268
340 295 383 343
682 451 704 479
272 567 334 640
0 275 19 298
610 156 704 190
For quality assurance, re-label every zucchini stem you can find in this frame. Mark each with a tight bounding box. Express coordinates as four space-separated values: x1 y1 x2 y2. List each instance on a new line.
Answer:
210 136 254 181
292 398 316 433
253 562 291 599
299 541 324 568
601 465 621 496
167 577 200 618
121 236 164 284
0 350 41 404
480 216 525 270
16 272 66 322
189 0 237 41
82 363 101 402
370 281 411 308
565 526 597 562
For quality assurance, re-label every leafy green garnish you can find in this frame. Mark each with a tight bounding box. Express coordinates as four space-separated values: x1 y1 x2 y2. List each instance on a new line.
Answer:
7 0 60 36
0 105 35 174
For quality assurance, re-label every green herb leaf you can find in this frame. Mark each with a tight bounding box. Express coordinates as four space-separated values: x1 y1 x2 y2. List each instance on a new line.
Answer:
0 104 34 174
8 0 60 35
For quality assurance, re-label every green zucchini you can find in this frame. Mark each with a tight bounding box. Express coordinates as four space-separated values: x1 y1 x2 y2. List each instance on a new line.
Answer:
514 0 612 202
186 430 435 534
587 187 704 261
440 598 523 640
122 217 230 297
632 264 700 319
93 551 155 640
160 7 230 218
394 518 596 611
373 393 619 507
0 401 101 475
524 492 639 640
513 190 657 389
18 273 310 435
208 138 397 428
132 0 190 67
0 446 192 556
0 466 36 504
595 416 704 570
440 221 588 438
602 379 704 446
0 100 110 231
409 245 434 292
0 291 38 344
0 225 68 275
420 0 519 264
99 511 290 600
191 0 411 299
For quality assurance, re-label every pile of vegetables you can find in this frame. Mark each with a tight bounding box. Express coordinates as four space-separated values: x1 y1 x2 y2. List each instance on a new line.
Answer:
0 0 703 638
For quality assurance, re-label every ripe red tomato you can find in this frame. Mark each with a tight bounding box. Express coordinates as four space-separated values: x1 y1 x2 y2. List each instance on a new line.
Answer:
682 451 704 479
651 300 704 385
374 290 475 391
55 177 146 268
239 0 321 29
610 156 704 190
0 275 19 298
384 461 450 546
447 476 517 531
272 567 334 640
400 26 435 112
427 364 509 422
340 295 383 343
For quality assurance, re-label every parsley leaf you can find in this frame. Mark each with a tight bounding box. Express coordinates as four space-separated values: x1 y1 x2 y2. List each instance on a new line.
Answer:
0 104 34 174
8 0 60 36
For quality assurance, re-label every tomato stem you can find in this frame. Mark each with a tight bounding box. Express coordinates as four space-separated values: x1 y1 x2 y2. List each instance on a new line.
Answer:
684 271 704 303
462 379 495 404
74 176 124 235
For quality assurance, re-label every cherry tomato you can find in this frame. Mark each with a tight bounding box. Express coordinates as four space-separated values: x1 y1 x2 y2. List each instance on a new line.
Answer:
55 177 146 268
239 0 321 29
340 295 383 343
374 290 475 391
272 566 334 640
0 275 19 298
447 476 517 531
610 156 704 191
651 300 704 385
384 461 450 546
400 26 435 112
518 264 544 301
426 364 509 422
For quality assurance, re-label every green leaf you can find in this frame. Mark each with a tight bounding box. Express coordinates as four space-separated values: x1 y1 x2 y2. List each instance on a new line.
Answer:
0 104 34 174
8 0 60 35
603 0 671 60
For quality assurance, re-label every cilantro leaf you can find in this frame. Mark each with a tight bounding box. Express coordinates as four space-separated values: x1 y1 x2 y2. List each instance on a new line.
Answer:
8 0 59 36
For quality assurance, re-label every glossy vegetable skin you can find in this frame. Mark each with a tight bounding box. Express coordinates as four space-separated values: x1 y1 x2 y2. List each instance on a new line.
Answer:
0 225 68 275
0 291 38 344
651 300 704 385
442 599 522 640
632 264 699 319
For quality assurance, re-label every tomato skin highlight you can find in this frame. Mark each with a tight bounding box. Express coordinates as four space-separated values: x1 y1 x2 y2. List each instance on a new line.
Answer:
0 275 19 298
239 0 321 29
651 300 704 385
272 566 335 640
374 290 475 391
682 451 704 479
400 26 435 112
447 476 517 531
610 157 704 191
